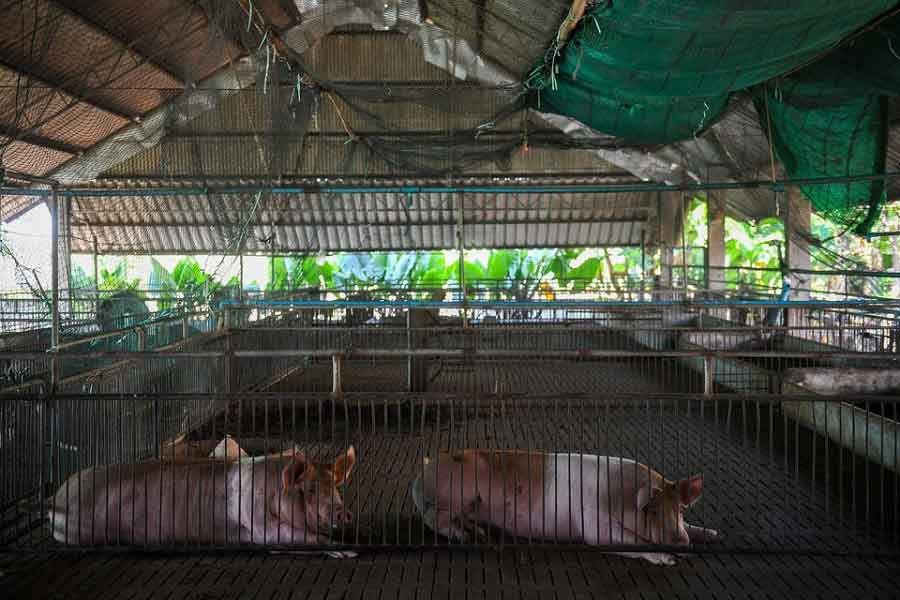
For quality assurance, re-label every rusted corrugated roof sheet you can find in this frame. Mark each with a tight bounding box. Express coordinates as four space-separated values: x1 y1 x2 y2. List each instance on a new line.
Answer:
0 0 238 208
68 184 651 253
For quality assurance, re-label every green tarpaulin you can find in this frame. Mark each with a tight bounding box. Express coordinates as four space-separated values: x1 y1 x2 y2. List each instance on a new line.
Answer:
531 1 900 233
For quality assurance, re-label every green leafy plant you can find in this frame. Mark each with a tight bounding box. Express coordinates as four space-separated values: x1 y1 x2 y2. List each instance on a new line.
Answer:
70 264 95 294
724 217 784 294
149 257 225 309
98 259 140 296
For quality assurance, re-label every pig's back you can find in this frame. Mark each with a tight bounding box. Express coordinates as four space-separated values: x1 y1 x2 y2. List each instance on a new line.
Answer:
541 454 658 543
50 461 236 545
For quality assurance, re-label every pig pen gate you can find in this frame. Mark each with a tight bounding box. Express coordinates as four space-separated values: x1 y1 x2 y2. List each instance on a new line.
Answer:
1 295 899 560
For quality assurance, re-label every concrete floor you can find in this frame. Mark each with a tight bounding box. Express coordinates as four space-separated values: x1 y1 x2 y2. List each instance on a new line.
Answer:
4 549 899 600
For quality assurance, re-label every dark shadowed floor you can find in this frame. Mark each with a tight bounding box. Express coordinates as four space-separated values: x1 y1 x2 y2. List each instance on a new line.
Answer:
3 549 900 600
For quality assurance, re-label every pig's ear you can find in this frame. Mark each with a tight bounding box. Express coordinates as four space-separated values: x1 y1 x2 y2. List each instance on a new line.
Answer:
636 483 662 512
678 474 703 507
281 455 311 491
332 446 356 485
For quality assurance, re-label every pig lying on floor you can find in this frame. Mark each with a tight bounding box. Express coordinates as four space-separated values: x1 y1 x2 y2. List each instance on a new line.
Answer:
411 450 718 565
49 436 355 546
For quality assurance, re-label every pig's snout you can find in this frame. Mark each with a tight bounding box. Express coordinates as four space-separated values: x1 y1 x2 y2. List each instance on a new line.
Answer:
332 507 353 527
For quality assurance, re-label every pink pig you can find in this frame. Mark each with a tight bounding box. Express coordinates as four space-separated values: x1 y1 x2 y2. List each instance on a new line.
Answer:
411 450 718 564
49 447 355 546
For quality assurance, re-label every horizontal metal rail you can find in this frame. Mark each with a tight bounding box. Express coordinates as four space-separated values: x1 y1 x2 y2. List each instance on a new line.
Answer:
0 349 897 361
4 391 899 405
3 171 900 197
217 298 900 309
54 311 211 350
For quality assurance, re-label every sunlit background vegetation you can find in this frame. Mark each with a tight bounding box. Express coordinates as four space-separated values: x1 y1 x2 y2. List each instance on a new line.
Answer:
3 197 899 302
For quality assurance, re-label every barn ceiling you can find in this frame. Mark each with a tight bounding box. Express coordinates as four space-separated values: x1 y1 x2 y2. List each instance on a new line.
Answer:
0 1 897 252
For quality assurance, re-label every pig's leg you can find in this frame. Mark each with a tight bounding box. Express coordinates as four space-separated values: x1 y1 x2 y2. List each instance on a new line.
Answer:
610 551 677 566
685 523 719 542
457 502 487 540
413 469 481 542
428 507 471 542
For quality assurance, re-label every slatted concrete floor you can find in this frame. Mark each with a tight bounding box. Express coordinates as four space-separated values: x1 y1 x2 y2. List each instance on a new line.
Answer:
4 549 900 599
8 359 899 597
179 395 900 554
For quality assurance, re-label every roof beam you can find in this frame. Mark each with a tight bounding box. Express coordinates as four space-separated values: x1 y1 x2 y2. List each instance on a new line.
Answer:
74 217 647 228
49 0 185 86
0 124 82 156
48 56 258 184
274 0 305 28
0 58 138 123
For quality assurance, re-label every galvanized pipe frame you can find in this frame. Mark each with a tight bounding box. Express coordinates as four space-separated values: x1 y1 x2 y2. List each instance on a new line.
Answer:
8 390 900 406
1 302 897 554
1 349 897 361
53 310 214 351
3 170 900 197
3 390 898 555
0 330 230 396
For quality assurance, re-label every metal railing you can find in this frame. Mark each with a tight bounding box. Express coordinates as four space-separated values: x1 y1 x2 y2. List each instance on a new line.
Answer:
0 300 898 556
1 393 897 556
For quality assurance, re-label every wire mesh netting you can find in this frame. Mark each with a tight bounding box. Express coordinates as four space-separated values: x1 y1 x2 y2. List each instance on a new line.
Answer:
527 1 900 234
2 0 898 227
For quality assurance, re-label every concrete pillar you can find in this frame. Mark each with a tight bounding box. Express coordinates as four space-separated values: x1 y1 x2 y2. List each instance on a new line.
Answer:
332 354 344 401
656 192 682 294
892 235 900 301
706 192 726 292
50 189 60 392
786 187 812 301
407 309 430 393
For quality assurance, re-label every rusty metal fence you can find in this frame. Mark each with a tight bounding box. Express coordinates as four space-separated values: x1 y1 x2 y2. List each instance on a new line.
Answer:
0 299 898 557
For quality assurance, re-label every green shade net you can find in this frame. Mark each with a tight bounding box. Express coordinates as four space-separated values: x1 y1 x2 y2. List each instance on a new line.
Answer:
530 1 900 233
757 19 900 234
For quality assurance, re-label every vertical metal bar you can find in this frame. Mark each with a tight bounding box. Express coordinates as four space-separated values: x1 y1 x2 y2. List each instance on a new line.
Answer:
332 354 343 401
783 188 791 327
265 395 272 544
704 194 711 292
457 191 467 327
894 400 898 547
239 253 244 303
879 400 885 541
640 230 646 300
865 399 870 544
50 187 60 393
838 401 844 532
681 192 688 295
93 236 100 319
406 311 413 392
656 190 664 296
824 398 830 522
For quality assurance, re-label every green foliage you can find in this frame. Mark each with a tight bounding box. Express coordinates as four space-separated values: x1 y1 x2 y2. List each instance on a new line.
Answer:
724 217 784 293
416 253 448 287
327 253 452 291
684 197 707 245
149 257 226 309
76 200 899 304
267 256 289 291
70 264 95 293
98 259 140 296
172 257 212 293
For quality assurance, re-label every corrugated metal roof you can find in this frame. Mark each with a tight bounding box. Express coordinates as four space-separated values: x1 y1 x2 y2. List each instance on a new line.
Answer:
2 0 893 236
68 186 652 253
0 0 238 211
